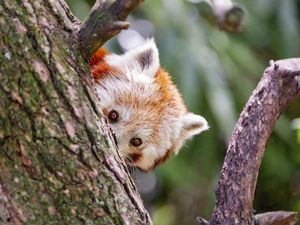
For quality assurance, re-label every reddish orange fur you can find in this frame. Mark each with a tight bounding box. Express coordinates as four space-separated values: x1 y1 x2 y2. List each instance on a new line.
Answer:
90 49 185 114
155 68 186 113
89 48 118 80
148 147 173 171
128 152 142 163
155 68 172 100
89 48 109 66
90 48 186 157
88 43 208 171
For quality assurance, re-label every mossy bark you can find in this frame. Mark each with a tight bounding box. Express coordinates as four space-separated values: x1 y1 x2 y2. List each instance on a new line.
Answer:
0 0 151 224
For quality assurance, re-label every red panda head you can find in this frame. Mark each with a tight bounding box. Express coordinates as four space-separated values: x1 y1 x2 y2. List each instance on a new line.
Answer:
90 39 208 171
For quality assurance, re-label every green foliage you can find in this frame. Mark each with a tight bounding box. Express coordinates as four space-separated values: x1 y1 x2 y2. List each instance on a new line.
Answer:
66 0 300 224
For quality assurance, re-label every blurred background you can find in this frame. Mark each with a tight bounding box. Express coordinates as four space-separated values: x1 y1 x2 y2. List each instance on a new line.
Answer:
66 0 300 224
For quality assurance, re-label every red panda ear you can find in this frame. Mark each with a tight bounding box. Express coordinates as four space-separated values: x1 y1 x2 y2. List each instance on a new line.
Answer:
105 38 160 78
180 113 209 139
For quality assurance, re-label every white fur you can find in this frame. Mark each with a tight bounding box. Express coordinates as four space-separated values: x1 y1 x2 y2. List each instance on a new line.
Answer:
181 113 209 138
105 38 159 78
135 146 159 169
94 39 208 171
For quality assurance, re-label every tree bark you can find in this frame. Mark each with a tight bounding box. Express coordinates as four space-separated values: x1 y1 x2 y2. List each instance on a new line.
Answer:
0 0 151 224
1 0 299 224
208 60 300 225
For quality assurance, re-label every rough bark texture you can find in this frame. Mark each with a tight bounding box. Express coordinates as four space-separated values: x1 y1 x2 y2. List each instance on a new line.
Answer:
0 0 151 224
209 59 300 225
255 211 298 225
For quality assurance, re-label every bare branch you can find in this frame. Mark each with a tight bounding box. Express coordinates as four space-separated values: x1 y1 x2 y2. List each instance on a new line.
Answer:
78 0 144 59
255 211 298 225
197 217 210 225
208 59 300 225
210 0 245 32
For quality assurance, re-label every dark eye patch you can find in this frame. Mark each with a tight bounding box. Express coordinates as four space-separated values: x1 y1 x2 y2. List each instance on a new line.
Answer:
108 110 119 122
130 137 143 147
128 152 142 163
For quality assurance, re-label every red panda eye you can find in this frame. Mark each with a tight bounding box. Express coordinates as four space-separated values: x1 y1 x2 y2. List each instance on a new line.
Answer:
108 110 119 122
130 138 143 147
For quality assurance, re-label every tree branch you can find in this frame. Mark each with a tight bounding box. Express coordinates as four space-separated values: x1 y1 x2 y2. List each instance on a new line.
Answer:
254 211 298 225
78 0 144 59
208 59 300 225
210 0 245 32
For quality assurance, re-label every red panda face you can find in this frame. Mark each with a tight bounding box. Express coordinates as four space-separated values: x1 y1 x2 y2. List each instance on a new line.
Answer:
91 39 208 171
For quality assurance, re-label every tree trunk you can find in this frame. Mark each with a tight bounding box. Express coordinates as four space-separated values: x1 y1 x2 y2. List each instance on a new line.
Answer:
0 0 151 224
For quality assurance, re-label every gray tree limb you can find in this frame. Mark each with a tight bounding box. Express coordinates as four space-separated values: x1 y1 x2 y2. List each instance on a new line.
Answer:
255 211 298 225
208 59 300 224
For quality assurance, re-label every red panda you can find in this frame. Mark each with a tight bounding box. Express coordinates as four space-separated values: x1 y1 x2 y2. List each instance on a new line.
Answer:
89 39 208 171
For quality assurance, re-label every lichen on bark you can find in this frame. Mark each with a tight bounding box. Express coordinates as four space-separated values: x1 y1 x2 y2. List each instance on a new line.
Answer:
0 0 151 224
